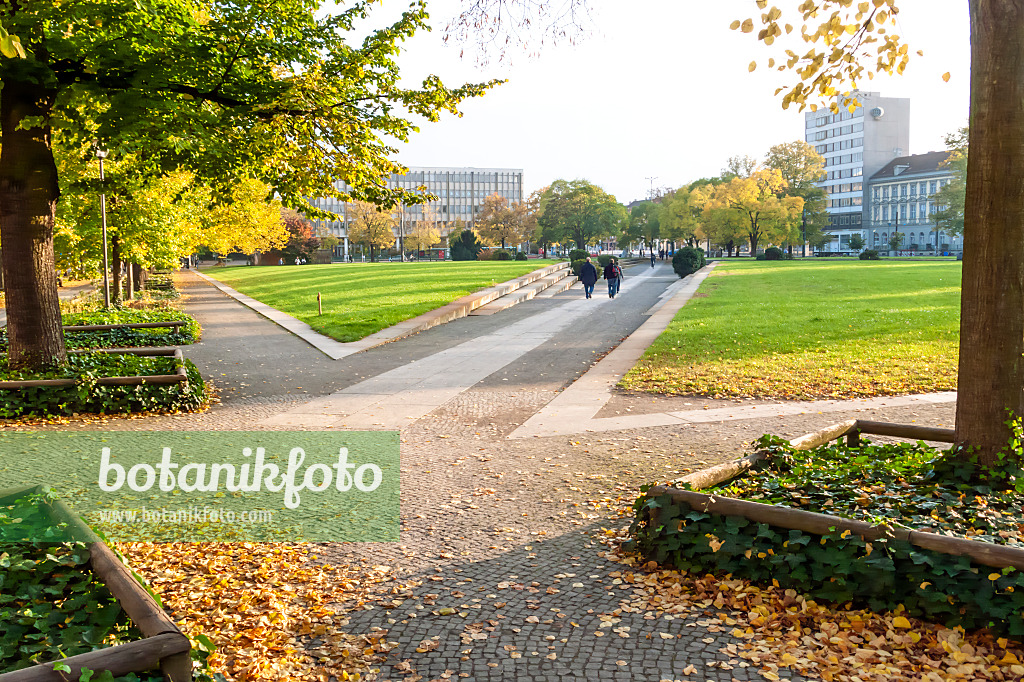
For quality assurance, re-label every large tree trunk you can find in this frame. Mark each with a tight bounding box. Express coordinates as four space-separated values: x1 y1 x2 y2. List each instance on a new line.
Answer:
954 0 1024 465
0 77 67 369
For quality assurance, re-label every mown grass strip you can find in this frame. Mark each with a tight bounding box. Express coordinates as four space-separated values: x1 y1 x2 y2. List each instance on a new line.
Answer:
204 261 556 342
622 259 961 399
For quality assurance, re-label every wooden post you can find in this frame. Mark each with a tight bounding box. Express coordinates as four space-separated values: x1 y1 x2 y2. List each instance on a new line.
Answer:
317 292 322 315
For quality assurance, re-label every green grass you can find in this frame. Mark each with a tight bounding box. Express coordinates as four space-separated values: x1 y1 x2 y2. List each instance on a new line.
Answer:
622 259 961 399
204 260 557 342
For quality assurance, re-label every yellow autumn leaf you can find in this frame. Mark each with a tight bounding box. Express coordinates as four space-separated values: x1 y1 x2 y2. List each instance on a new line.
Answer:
892 616 911 628
730 19 741 30
942 71 951 82
989 572 1002 581
741 18 754 33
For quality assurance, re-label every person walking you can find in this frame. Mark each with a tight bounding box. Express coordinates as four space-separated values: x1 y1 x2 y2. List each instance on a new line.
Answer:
650 250 656 268
578 257 599 299
603 259 620 298
610 258 623 296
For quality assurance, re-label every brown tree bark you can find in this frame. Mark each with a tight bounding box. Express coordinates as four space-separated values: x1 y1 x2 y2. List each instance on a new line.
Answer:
955 0 1024 465
0 76 67 369
111 236 122 305
132 262 145 293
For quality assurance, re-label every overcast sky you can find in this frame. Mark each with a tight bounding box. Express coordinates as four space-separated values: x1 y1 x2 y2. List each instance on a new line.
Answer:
368 0 971 204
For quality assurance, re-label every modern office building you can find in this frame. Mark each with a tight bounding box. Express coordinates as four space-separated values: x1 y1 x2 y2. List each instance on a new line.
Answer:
866 151 961 254
804 91 910 252
306 166 524 259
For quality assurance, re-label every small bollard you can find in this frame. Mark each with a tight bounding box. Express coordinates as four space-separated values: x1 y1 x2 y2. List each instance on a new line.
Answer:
317 292 322 316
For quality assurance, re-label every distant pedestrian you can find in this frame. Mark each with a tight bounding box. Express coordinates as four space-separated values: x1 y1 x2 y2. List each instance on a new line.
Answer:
650 251 656 268
603 259 620 298
611 258 623 296
279 258 284 266
578 257 599 299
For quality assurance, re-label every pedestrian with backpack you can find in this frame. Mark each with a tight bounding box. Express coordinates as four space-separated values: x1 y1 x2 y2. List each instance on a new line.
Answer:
603 258 621 298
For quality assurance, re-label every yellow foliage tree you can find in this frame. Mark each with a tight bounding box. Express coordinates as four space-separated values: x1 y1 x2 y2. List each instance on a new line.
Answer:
201 179 289 257
348 201 397 262
703 169 803 255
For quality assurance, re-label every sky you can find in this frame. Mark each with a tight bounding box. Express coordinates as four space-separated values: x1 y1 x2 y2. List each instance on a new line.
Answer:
363 0 971 204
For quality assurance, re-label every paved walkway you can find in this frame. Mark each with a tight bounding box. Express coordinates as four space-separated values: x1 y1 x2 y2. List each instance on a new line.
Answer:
0 281 96 327
107 262 959 680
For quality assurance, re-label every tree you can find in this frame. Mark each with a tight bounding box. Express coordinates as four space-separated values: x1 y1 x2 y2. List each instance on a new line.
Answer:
408 222 441 253
736 1 1024 466
0 0 495 370
202 179 289 259
702 169 804 255
659 187 710 248
281 211 321 263
624 201 660 254
888 231 905 253
477 193 528 249
933 127 968 238
348 202 397 263
848 234 865 252
537 179 621 249
764 140 830 255
723 155 758 179
450 229 483 261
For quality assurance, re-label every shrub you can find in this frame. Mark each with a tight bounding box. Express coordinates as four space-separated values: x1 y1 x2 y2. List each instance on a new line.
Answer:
596 254 613 268
672 247 705 278
764 247 784 261
567 249 589 263
493 249 512 261
570 259 587 277
859 249 880 260
755 253 767 261
515 251 528 261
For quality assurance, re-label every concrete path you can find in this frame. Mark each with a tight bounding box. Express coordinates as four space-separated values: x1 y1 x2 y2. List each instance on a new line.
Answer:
261 264 667 429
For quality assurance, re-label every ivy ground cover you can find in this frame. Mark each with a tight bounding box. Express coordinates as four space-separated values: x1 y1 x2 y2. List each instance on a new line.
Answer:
0 353 207 418
630 436 1024 637
621 259 961 399
204 260 556 342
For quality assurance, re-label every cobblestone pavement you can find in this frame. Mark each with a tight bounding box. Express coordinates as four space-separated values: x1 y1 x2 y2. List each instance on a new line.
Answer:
31 266 959 681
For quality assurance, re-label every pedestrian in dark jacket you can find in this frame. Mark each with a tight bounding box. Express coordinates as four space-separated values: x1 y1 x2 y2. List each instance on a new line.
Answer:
578 257 599 299
603 260 621 298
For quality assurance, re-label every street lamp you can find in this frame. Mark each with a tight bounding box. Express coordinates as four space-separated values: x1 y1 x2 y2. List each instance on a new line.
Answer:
95 148 111 308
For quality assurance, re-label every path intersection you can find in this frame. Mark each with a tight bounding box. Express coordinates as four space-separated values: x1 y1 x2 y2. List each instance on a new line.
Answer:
58 262 957 680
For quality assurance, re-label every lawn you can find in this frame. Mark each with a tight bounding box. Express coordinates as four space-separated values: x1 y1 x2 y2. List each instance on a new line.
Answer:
622 259 961 399
203 260 557 342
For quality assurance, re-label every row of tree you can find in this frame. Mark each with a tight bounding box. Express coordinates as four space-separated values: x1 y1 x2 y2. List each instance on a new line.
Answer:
525 140 831 257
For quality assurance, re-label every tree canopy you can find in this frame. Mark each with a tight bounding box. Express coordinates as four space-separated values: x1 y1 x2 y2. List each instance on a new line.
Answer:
537 179 624 250
0 0 497 368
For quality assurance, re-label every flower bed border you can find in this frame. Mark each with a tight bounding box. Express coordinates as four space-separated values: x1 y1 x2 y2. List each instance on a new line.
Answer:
646 419 1024 571
0 485 191 682
0 348 187 389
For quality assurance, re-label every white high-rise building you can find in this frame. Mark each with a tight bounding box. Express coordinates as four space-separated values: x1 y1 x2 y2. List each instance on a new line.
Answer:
804 91 910 253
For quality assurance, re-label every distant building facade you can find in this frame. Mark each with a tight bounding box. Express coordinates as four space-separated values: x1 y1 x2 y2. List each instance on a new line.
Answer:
804 91 910 252
866 151 961 254
307 166 524 258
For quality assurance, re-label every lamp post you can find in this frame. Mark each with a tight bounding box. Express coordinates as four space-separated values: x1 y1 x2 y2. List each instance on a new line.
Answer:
95 148 111 308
